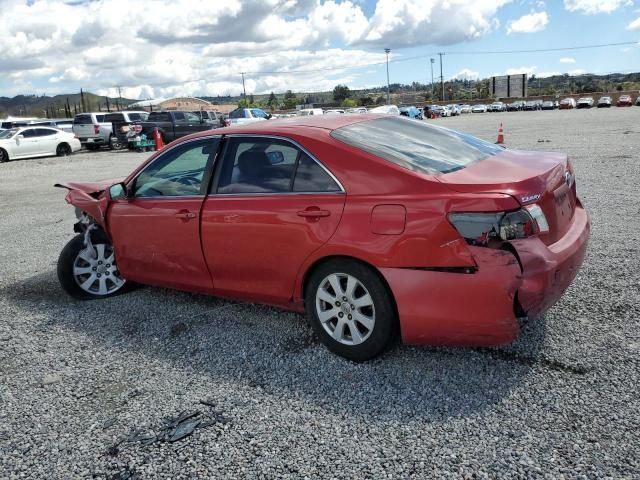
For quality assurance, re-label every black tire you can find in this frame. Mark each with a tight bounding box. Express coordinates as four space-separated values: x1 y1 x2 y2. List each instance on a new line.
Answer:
109 136 122 150
56 143 71 157
305 258 397 361
0 148 8 163
57 234 129 300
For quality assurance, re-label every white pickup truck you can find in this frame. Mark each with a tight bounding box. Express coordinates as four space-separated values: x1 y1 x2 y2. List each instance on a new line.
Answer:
72 112 112 150
226 108 272 126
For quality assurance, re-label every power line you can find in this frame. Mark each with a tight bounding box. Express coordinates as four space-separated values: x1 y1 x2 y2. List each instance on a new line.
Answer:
242 41 639 75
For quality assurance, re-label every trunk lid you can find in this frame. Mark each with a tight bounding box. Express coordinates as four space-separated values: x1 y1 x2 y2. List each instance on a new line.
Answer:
438 150 577 245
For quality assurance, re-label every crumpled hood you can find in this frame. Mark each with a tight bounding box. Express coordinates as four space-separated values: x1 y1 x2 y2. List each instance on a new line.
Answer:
55 178 122 195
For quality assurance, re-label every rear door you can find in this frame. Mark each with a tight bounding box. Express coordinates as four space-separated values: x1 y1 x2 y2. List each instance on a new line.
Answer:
15 128 40 157
34 128 59 155
200 135 346 304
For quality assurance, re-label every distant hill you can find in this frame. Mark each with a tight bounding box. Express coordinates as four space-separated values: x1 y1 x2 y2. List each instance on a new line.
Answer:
0 92 137 118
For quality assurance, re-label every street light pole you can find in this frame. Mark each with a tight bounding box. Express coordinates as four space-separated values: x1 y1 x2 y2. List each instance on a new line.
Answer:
241 72 247 99
439 52 444 101
385 48 391 105
430 58 435 100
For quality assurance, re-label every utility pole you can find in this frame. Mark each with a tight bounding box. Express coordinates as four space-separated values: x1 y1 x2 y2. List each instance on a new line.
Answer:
430 58 435 100
439 53 444 102
385 48 391 105
241 72 247 100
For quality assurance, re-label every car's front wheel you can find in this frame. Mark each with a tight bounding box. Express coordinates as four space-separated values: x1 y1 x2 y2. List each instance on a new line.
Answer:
57 235 127 300
305 259 396 361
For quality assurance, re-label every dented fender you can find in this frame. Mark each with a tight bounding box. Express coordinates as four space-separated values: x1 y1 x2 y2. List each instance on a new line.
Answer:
55 180 119 229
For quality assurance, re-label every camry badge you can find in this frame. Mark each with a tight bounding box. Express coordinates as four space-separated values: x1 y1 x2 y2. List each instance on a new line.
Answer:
521 193 541 203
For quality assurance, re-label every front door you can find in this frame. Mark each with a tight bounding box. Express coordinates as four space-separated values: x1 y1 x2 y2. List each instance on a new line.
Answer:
108 137 220 293
201 136 346 305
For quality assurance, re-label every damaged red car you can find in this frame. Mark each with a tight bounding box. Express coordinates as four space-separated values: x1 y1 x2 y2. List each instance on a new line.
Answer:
56 116 589 361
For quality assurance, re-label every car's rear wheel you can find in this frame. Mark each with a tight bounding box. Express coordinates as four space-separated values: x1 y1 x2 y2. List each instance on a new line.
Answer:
56 143 71 157
0 148 8 163
109 136 123 150
305 259 396 361
57 235 127 300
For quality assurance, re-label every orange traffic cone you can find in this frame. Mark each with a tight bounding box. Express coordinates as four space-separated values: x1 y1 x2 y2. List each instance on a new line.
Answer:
496 123 504 144
153 127 165 151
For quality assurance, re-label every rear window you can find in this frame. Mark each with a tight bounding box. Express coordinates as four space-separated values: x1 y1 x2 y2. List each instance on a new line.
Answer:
330 117 503 175
229 109 246 119
74 114 92 124
104 113 125 122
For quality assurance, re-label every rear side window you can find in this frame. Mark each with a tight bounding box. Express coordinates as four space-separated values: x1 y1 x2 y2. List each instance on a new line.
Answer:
95 115 105 122
21 129 38 138
128 113 146 121
331 117 503 175
35 128 57 136
229 109 246 119
216 137 340 194
74 114 92 124
148 112 171 122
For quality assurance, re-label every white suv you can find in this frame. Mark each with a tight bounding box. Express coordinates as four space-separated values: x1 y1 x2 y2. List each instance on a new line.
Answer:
227 108 271 126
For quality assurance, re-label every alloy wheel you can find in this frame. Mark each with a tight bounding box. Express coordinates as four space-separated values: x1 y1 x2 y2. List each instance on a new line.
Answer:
315 273 375 346
73 243 125 295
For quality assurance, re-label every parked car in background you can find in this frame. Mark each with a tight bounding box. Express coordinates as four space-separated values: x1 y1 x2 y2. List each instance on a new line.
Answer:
446 104 461 116
324 109 345 115
471 104 487 113
298 108 324 116
55 115 589 361
346 107 368 114
559 98 577 109
597 96 612 108
576 97 594 109
617 95 633 107
541 101 555 110
0 126 80 162
506 101 523 111
523 101 540 111
73 112 112 150
50 118 74 133
193 111 225 128
489 102 506 112
227 108 272 126
138 111 214 143
368 105 400 115
399 106 422 119
459 104 472 114
635 96 640 106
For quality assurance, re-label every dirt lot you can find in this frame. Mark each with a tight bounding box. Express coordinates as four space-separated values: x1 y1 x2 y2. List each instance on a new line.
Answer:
1 108 639 479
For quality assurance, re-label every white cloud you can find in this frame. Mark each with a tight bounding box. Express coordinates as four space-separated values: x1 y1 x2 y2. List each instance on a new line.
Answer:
628 16 640 30
569 68 587 75
563 0 631 14
507 11 549 34
537 71 561 78
451 69 479 80
0 0 515 99
560 57 576 63
506 65 538 75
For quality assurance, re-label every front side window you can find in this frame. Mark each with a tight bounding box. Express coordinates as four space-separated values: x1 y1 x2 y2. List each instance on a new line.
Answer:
95 115 105 123
148 112 170 122
105 113 125 123
134 138 219 198
251 109 267 119
216 137 340 194
21 128 38 138
331 117 503 175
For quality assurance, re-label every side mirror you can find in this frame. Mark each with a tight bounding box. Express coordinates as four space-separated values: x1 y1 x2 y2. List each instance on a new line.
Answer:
266 113 272 119
108 182 129 200
16 134 24 142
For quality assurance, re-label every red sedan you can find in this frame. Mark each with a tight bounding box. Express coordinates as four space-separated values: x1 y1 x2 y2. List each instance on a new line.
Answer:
56 115 590 361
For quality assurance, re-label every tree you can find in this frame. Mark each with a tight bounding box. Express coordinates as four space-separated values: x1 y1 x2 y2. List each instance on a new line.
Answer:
248 94 254 104
358 96 373 106
333 84 350 102
283 90 298 109
341 98 357 108
267 91 277 108
375 95 385 105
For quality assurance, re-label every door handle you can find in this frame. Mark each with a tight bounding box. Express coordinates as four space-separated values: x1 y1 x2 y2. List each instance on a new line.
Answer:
297 208 330 218
175 210 197 221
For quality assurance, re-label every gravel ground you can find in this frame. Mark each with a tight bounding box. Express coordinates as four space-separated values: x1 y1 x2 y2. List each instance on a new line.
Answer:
0 108 639 479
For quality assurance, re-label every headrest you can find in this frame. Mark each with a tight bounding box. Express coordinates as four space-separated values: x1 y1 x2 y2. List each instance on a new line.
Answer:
238 149 270 176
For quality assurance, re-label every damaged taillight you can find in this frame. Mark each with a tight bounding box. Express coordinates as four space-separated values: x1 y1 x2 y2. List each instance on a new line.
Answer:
94 124 100 135
449 205 549 246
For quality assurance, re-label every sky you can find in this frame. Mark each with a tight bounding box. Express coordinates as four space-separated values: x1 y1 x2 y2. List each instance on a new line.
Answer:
1 0 639 100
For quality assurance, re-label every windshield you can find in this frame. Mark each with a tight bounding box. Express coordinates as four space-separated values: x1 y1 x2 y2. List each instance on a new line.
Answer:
0 128 18 139
331 117 503 175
